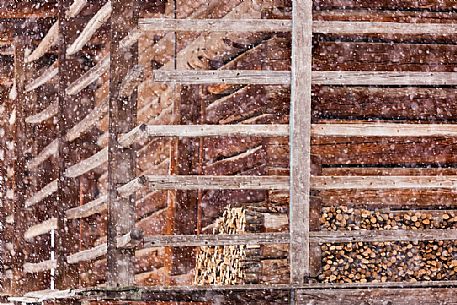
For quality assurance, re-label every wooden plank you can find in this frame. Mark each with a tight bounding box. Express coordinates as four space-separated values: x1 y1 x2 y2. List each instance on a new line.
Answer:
119 64 144 98
66 0 87 18
314 21 457 35
107 0 138 287
139 18 292 32
313 71 457 86
23 260 57 274
66 243 107 264
65 195 107 219
65 98 109 142
310 229 457 243
25 101 58 124
290 0 312 286
66 55 110 96
25 23 59 63
24 179 58 208
312 123 457 137
118 175 290 197
119 124 289 146
64 148 108 178
312 175 457 190
24 218 58 240
27 139 58 170
25 61 58 92
153 70 291 85
142 233 289 248
66 0 112 56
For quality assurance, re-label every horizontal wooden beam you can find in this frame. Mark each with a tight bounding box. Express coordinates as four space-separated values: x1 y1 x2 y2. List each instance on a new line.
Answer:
312 123 457 137
153 70 291 85
25 101 58 124
24 218 57 240
139 18 292 32
119 124 289 147
25 179 58 208
23 259 56 274
65 195 107 219
310 229 457 243
314 21 457 35
313 71 457 86
66 243 107 264
27 139 59 170
117 175 289 197
64 147 108 178
142 233 289 248
25 61 58 92
311 176 457 190
9 289 77 303
66 0 112 56
65 98 108 142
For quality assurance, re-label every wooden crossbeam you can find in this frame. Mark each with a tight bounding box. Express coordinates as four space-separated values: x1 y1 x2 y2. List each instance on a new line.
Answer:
66 0 112 56
65 195 107 219
142 233 289 248
310 229 457 243
311 176 457 190
27 139 58 170
24 218 57 240
153 70 291 85
25 101 58 124
24 179 58 208
23 260 56 274
66 55 110 96
117 175 289 197
312 123 457 137
66 243 107 264
313 21 457 35
25 61 58 92
139 18 292 32
65 98 108 142
119 124 289 147
64 147 108 178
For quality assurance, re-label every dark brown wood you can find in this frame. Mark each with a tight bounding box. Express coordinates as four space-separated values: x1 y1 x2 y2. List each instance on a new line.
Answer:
107 0 138 287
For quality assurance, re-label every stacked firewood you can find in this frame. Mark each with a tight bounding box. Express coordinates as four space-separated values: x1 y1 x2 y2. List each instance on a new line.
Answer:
194 205 289 285
319 207 457 283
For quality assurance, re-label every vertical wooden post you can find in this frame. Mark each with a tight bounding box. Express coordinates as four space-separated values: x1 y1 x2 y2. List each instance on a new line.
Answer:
11 39 26 295
56 0 87 289
107 0 138 287
289 0 312 286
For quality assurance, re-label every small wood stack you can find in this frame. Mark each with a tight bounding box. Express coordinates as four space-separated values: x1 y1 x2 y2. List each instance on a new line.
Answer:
194 205 289 285
319 207 457 283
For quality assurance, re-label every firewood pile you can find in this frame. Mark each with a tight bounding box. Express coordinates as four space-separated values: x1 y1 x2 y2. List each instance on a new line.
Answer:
194 205 289 285
319 207 457 283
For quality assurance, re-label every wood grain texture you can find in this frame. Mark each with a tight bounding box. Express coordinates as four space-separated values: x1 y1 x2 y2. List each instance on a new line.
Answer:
314 21 457 34
290 0 312 285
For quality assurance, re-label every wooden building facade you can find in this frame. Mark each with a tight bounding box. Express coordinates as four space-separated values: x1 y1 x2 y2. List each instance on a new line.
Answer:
2 0 457 304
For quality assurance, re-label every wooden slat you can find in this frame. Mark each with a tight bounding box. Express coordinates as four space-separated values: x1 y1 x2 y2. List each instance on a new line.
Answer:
117 175 290 197
65 98 109 142
313 71 457 86
312 123 457 137
66 244 107 264
119 124 289 147
64 148 108 178
65 195 107 219
312 176 457 190
66 55 110 96
153 70 291 85
23 260 56 274
24 218 58 240
119 64 144 98
142 233 289 248
314 21 457 35
66 0 87 18
290 0 311 286
25 23 59 63
25 101 58 124
66 0 112 56
139 18 292 32
310 229 457 243
24 179 58 208
27 139 58 170
25 61 58 92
